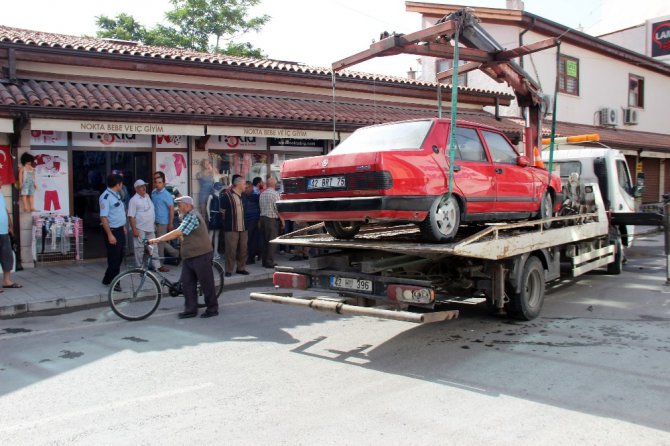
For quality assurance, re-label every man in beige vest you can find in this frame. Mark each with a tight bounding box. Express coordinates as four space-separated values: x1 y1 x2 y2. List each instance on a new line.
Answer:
149 195 218 319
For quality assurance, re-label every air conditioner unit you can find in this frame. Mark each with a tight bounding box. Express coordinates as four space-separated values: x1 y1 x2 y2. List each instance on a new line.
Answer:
623 108 639 125
600 107 617 126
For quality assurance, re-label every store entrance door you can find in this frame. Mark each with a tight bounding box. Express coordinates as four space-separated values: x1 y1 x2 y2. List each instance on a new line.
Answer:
73 151 152 259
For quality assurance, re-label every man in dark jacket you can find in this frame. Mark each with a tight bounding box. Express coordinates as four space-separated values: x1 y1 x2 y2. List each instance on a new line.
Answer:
243 178 262 264
219 176 248 277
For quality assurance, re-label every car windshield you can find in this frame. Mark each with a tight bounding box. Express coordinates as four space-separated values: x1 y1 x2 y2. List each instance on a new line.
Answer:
331 120 432 154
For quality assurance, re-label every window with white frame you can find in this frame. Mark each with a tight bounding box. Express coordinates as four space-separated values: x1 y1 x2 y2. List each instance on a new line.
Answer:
558 55 579 96
628 74 644 108
436 59 467 86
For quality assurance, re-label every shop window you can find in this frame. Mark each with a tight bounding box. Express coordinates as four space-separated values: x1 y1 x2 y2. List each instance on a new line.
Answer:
558 55 579 96
436 59 467 86
210 152 268 187
628 75 644 108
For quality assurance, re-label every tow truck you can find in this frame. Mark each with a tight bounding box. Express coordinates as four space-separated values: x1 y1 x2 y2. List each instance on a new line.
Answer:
250 9 664 323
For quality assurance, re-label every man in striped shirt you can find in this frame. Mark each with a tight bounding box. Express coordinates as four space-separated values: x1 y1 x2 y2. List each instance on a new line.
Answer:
220 176 248 276
259 175 284 268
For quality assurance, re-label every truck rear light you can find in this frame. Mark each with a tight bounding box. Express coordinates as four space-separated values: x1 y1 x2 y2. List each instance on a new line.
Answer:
273 272 309 289
387 285 435 304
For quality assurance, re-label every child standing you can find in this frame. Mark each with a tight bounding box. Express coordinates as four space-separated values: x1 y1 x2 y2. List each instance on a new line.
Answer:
19 152 37 212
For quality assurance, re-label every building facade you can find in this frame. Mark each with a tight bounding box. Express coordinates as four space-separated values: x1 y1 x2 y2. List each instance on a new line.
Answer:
406 1 670 205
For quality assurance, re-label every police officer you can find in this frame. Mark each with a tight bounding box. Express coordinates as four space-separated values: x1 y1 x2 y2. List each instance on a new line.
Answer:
100 173 127 287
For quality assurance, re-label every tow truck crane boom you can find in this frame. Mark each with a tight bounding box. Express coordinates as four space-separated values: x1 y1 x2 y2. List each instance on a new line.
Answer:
332 8 559 165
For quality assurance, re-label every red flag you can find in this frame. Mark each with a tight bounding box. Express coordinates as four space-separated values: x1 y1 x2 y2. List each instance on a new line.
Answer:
0 146 15 185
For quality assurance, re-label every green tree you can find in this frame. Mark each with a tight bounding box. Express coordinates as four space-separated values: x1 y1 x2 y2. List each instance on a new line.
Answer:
96 13 148 42
95 0 269 57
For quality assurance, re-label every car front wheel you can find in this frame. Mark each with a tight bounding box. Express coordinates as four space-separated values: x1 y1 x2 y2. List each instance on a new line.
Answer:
324 221 362 239
420 194 461 242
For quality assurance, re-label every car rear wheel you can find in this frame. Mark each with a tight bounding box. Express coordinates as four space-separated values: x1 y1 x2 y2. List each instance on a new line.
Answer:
324 221 362 239
420 194 460 242
538 191 553 230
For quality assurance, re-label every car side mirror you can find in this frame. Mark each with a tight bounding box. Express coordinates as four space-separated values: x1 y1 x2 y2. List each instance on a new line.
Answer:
517 155 530 167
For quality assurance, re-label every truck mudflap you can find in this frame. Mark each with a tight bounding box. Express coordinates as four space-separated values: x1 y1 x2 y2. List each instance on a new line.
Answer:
249 292 459 324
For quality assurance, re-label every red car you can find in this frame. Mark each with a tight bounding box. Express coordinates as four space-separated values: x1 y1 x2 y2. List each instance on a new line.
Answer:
277 118 563 242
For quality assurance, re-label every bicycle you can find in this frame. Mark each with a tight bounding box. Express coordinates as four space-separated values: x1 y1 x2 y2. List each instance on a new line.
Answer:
108 242 225 321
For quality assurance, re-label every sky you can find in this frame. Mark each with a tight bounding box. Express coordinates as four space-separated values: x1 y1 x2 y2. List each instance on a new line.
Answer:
3 0 669 77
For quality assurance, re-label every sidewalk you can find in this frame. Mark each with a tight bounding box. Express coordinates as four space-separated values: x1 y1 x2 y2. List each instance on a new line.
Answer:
0 254 299 318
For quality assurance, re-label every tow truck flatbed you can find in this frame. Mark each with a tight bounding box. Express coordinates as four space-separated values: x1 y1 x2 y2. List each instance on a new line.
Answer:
273 210 606 261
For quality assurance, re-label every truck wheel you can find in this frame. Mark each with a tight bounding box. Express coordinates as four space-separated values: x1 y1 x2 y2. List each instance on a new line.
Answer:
538 191 553 230
506 256 545 320
324 221 362 239
607 228 623 275
420 194 460 242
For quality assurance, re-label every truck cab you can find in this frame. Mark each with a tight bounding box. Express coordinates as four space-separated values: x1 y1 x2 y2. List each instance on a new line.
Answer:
543 145 641 247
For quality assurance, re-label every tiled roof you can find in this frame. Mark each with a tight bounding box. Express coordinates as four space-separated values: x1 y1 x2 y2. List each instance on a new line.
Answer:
551 120 670 152
0 78 522 132
0 25 513 98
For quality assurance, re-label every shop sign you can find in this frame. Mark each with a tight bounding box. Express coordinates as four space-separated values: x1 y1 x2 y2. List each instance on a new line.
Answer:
156 135 188 149
270 137 324 153
31 118 205 136
206 135 267 151
72 132 152 148
208 125 333 140
651 20 670 57
30 130 68 146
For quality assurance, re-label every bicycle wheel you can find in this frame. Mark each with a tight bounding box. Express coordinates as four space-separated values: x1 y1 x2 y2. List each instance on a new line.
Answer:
109 269 162 321
197 260 225 300
212 260 225 298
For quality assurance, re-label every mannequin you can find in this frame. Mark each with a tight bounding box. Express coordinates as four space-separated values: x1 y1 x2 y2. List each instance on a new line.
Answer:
206 182 225 259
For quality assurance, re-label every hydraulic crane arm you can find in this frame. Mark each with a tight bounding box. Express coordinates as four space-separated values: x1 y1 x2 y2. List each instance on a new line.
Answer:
332 8 559 161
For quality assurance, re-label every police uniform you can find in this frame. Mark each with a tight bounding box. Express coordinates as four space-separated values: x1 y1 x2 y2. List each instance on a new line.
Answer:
100 187 127 285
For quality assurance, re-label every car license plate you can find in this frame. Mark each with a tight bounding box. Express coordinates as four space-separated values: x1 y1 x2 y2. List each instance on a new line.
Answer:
307 176 346 190
330 276 373 293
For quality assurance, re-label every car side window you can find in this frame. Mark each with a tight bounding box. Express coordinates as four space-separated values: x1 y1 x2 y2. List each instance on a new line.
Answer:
450 127 487 162
482 130 518 164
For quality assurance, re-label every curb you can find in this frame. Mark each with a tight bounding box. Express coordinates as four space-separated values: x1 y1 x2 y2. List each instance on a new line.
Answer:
0 271 274 319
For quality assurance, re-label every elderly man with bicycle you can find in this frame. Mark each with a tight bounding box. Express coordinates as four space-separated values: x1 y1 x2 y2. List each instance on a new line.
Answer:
149 196 218 319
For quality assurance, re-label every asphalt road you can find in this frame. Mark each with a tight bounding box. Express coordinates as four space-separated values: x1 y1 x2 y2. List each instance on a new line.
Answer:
0 233 669 445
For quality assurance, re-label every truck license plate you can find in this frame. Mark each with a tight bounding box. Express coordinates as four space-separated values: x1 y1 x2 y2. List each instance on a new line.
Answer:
307 176 346 190
330 276 373 293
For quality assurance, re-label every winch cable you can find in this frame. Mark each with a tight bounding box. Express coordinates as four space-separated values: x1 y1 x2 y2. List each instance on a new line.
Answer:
547 41 561 182
447 23 461 198
331 70 337 149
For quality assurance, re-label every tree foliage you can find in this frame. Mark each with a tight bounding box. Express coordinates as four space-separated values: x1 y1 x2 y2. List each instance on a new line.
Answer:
95 0 269 58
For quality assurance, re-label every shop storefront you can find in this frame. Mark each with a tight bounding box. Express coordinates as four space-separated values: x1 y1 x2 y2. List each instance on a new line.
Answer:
22 120 337 260
24 119 201 259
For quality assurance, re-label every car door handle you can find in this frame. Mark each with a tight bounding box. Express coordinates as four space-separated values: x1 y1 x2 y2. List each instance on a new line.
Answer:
495 168 504 174
453 165 461 172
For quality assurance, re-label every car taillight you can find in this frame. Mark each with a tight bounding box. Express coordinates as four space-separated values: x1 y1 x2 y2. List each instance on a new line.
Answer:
273 272 309 289
387 285 434 304
282 178 306 193
347 171 393 190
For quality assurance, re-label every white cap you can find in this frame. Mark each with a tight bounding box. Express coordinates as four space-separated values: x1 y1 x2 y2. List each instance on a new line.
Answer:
174 195 194 205
134 179 147 188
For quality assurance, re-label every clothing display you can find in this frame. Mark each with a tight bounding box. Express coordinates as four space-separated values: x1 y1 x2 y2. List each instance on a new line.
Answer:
43 189 62 211
32 215 83 263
